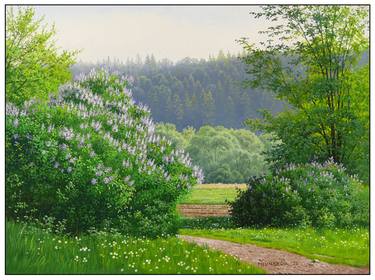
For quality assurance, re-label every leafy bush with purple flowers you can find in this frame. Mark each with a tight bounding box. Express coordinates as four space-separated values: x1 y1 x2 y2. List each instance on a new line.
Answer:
6 70 203 236
230 159 368 228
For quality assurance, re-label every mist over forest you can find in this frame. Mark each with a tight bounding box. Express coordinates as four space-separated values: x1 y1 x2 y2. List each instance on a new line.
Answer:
71 52 286 130
71 50 368 130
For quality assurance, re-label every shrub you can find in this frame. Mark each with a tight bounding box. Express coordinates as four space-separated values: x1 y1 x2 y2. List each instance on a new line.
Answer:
6 70 203 237
230 159 368 228
179 217 235 230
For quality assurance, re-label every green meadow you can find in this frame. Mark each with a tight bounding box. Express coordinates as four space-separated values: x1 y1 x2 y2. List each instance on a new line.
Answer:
180 227 369 267
6 221 264 275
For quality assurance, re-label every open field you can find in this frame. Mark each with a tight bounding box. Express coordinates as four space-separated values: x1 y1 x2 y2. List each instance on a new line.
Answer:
177 204 230 217
179 227 369 267
177 184 246 217
6 221 264 275
179 184 247 205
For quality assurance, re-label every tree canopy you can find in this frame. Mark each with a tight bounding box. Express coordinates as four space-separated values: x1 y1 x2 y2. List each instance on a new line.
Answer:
72 54 285 129
241 5 369 181
156 124 272 183
6 7 77 105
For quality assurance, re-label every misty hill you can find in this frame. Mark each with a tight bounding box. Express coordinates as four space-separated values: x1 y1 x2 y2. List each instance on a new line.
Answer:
71 53 285 129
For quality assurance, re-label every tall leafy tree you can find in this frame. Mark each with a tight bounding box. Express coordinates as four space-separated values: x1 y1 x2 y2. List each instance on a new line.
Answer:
241 6 369 180
6 7 77 105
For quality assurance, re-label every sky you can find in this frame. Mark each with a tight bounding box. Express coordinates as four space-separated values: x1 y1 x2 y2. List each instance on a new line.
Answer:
31 6 267 63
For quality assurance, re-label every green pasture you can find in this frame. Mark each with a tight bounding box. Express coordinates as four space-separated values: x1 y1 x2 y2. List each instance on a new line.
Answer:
179 184 247 205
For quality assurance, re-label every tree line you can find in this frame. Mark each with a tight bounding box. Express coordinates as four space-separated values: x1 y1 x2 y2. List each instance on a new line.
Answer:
71 53 285 130
156 123 274 183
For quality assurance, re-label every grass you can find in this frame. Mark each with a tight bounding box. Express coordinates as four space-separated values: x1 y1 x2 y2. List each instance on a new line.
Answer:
179 184 369 267
180 227 369 267
6 221 264 274
179 184 247 204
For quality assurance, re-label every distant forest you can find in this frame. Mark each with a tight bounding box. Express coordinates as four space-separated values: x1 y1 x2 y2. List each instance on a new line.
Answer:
71 52 285 129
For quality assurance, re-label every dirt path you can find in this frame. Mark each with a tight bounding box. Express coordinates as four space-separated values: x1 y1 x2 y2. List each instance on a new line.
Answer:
179 235 369 275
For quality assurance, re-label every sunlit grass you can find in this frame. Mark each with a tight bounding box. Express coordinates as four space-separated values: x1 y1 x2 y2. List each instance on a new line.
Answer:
179 184 247 204
6 221 264 274
180 227 369 267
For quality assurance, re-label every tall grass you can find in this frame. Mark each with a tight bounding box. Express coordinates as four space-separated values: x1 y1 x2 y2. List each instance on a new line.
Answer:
6 221 264 274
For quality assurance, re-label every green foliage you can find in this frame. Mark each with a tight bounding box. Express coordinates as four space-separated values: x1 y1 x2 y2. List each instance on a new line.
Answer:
241 6 369 182
179 217 235 230
180 227 369 267
6 7 77 105
187 126 268 183
230 176 308 228
156 123 192 149
6 70 202 237
346 64 370 182
72 54 284 129
156 124 271 183
6 221 264 274
246 110 327 170
230 160 369 228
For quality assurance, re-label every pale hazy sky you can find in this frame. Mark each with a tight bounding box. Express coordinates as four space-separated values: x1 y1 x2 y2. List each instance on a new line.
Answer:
32 6 267 63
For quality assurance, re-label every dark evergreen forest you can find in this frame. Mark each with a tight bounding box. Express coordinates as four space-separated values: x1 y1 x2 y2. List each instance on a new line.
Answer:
71 53 285 129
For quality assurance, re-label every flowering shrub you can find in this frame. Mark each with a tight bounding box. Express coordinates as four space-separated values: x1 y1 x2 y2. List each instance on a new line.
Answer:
230 159 368 228
6 70 203 236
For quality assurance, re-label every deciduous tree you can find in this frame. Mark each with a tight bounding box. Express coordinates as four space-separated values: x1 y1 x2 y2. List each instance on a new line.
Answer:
6 7 77 105
241 5 369 180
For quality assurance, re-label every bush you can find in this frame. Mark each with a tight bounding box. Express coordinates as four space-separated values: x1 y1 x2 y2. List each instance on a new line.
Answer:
6 70 203 237
179 217 235 230
230 159 369 228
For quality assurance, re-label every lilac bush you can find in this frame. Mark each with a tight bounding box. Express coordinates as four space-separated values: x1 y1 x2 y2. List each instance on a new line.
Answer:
6 70 203 236
230 159 368 228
